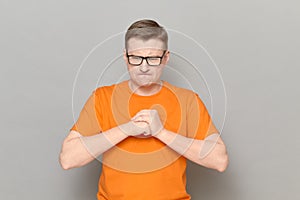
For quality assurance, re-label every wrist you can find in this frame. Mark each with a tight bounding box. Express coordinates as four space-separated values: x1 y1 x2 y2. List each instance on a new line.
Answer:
111 126 128 138
118 122 132 136
154 128 167 138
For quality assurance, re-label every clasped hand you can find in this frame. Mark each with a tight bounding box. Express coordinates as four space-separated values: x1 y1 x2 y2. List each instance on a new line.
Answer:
119 109 164 138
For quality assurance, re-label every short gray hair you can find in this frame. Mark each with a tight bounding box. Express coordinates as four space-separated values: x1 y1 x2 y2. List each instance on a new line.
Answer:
125 19 168 50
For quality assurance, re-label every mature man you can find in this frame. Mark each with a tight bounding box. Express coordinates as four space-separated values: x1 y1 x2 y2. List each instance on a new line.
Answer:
59 19 229 200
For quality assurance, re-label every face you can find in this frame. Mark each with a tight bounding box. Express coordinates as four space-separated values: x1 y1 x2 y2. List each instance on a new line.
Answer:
124 38 169 88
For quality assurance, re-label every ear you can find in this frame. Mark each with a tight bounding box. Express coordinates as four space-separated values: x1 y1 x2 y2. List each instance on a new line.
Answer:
162 50 170 65
123 49 127 63
123 49 131 70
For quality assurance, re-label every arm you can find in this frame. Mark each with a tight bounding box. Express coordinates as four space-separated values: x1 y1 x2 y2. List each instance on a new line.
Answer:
59 126 128 170
59 88 152 170
133 109 229 172
59 120 150 170
154 129 229 172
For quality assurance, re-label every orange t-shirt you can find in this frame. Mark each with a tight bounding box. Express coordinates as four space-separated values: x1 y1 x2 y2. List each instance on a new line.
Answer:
70 80 218 200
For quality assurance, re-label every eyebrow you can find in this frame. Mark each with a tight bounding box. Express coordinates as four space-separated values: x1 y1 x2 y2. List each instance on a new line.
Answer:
127 51 165 57
128 54 162 57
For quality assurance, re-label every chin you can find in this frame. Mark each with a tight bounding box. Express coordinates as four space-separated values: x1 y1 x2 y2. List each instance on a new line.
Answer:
134 78 152 86
138 80 156 87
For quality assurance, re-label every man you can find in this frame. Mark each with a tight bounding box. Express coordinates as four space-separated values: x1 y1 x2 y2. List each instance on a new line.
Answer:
59 19 229 200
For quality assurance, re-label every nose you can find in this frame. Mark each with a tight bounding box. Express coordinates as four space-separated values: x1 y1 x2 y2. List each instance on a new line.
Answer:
139 59 150 73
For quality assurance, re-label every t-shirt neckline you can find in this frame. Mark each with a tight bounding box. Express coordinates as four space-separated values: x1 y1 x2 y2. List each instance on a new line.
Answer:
126 80 165 98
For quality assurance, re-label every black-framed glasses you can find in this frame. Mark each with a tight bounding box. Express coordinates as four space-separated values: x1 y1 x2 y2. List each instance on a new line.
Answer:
126 50 166 66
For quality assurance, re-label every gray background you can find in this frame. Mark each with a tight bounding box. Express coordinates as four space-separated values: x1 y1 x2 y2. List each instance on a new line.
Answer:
1 0 299 199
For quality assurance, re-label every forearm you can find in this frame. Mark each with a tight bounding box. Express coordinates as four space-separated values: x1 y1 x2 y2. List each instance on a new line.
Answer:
155 129 228 172
59 126 128 170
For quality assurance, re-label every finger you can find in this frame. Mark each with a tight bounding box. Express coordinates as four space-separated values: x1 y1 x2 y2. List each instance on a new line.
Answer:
132 115 146 122
134 112 149 119
134 116 151 124
143 132 151 136
133 121 149 127
133 109 150 117
132 112 150 121
131 112 146 120
133 122 151 135
149 109 159 116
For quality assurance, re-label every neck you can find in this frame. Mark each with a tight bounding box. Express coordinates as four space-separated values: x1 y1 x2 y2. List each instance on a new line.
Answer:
129 80 163 96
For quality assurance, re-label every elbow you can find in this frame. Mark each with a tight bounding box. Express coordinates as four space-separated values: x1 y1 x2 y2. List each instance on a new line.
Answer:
59 152 72 170
59 141 76 170
217 153 229 173
59 138 89 170
59 131 84 170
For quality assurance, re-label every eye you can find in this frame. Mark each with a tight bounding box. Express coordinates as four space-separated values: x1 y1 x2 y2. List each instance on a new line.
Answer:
130 56 142 60
148 57 160 61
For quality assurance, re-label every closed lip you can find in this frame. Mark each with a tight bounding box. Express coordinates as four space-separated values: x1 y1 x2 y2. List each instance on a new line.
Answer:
138 73 152 76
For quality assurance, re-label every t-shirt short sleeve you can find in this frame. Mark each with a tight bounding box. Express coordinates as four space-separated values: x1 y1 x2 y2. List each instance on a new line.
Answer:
70 91 102 136
186 93 219 140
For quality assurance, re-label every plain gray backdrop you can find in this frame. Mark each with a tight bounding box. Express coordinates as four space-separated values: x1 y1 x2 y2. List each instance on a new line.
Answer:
1 0 299 199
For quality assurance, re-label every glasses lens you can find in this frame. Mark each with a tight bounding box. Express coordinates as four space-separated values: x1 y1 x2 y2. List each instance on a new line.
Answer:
147 57 161 66
128 56 142 65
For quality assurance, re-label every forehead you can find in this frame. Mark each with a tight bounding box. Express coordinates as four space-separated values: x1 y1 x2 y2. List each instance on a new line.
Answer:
127 38 165 54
